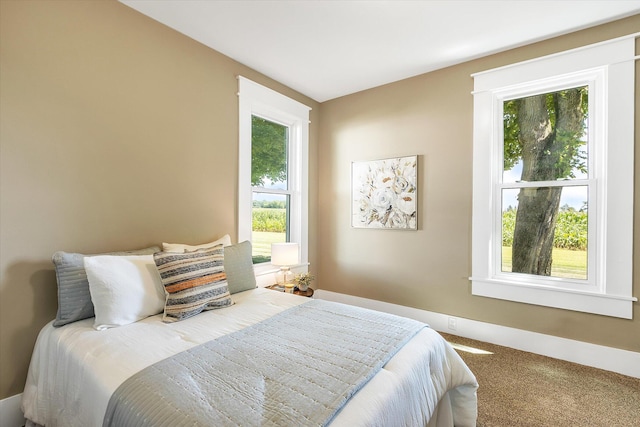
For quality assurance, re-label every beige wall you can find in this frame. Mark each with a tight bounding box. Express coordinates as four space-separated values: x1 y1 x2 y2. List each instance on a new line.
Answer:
318 15 640 357
0 0 319 399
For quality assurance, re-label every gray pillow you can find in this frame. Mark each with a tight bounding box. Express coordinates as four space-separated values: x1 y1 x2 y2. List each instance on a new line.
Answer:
223 241 257 294
52 246 161 327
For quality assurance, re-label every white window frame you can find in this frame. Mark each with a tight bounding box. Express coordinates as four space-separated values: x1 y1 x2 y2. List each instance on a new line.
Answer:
238 76 310 277
470 34 637 319
493 72 600 292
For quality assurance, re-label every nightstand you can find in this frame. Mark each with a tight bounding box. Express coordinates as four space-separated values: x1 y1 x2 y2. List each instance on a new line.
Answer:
266 284 314 298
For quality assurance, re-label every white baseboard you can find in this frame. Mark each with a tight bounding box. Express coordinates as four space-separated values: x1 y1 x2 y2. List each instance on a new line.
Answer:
315 289 640 379
0 393 24 427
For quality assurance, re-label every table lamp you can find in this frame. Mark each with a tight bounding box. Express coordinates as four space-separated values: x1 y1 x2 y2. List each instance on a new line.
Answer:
271 242 299 286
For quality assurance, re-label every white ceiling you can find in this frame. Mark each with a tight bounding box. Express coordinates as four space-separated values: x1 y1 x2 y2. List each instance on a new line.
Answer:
120 1 640 102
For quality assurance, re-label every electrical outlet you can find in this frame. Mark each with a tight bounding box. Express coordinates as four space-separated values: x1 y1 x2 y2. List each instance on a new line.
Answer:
448 317 457 331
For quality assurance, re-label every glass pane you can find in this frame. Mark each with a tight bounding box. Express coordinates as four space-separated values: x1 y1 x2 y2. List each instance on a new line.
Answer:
251 192 289 264
251 115 288 190
503 86 588 183
502 186 587 280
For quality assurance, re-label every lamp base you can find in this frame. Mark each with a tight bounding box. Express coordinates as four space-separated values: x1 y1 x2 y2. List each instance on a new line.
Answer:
276 267 294 285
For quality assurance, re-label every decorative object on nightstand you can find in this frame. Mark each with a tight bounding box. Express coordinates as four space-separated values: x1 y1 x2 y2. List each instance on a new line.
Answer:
271 242 299 286
293 272 314 292
265 284 314 298
293 287 314 298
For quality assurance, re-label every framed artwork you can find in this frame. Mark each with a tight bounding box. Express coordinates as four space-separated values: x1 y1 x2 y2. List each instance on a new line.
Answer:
351 155 418 230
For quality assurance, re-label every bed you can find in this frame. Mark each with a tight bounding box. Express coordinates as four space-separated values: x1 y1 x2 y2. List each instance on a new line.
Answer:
21 241 478 427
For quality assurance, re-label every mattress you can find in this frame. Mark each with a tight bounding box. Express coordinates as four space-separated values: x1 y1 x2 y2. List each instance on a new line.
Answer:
22 287 478 426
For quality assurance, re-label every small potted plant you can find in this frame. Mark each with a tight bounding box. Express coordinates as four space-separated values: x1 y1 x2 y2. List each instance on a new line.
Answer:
293 272 314 292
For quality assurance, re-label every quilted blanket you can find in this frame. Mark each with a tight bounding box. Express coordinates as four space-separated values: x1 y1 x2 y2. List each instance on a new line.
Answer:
103 299 426 427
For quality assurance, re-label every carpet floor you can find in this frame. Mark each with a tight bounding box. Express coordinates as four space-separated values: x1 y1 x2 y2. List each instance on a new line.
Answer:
440 333 640 427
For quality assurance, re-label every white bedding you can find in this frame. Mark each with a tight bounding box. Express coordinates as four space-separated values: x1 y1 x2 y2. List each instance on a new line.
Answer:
22 288 478 427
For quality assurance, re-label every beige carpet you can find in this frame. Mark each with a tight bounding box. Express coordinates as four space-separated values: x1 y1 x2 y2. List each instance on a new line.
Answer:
440 333 640 427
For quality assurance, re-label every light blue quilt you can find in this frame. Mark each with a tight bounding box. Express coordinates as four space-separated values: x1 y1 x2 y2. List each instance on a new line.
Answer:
103 299 426 427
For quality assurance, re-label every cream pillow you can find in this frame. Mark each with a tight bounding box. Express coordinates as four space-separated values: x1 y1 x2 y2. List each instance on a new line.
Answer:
84 255 165 330
162 234 232 253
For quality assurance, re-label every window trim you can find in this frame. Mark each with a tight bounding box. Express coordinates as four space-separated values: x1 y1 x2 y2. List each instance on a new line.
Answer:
238 76 310 276
470 34 637 319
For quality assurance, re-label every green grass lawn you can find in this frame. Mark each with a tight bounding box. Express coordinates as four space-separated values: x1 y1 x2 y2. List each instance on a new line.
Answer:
251 231 286 263
502 246 587 280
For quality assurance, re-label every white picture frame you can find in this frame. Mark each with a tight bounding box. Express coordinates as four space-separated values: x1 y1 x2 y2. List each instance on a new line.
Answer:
351 155 418 230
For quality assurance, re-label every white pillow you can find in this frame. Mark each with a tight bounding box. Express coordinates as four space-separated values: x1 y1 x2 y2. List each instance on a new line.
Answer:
162 234 232 253
84 255 165 331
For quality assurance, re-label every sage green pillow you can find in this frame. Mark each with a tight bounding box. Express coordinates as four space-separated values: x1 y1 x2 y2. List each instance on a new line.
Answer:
223 241 257 294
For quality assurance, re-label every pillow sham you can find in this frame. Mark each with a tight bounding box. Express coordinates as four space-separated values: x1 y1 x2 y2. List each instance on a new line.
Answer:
84 255 165 330
52 245 161 327
162 234 231 253
223 240 257 294
153 245 233 322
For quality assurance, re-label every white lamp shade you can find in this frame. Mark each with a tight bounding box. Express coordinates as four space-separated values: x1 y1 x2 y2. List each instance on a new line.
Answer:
271 243 299 266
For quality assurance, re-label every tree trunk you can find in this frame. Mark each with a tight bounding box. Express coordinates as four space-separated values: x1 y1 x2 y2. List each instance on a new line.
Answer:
511 88 583 275
512 187 561 275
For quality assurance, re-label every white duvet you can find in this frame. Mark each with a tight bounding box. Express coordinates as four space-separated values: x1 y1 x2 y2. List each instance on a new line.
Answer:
22 288 478 427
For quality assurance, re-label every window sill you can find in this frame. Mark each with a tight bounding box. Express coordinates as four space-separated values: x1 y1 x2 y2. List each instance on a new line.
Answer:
471 277 636 319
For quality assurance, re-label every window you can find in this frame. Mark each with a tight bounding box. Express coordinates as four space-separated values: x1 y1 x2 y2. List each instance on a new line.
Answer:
238 77 310 272
471 35 637 318
250 116 291 263
498 81 594 287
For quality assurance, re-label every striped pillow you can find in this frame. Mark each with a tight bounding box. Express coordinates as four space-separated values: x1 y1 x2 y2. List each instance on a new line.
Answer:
153 245 233 322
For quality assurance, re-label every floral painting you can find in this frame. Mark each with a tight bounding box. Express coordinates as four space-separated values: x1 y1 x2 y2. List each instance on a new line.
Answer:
352 155 417 229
